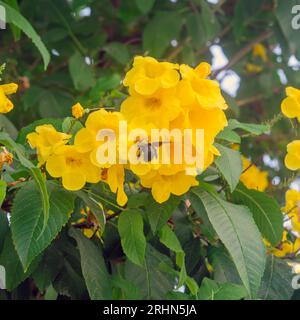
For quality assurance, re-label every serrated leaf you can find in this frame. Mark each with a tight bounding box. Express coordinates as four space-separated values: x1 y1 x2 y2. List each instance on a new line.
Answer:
228 119 269 135
118 209 146 266
215 143 243 192
0 232 40 291
69 228 112 300
258 255 295 300
0 1 50 69
191 187 266 298
217 127 241 143
232 183 283 246
11 181 74 270
0 132 49 232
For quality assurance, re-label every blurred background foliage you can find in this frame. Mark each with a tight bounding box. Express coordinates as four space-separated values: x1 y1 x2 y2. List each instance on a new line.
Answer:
0 0 300 203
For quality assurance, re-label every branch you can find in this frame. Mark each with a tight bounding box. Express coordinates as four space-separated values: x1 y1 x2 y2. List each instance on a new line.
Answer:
212 29 273 78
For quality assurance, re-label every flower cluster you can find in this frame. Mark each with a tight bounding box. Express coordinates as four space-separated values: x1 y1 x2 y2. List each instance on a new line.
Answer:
27 56 228 205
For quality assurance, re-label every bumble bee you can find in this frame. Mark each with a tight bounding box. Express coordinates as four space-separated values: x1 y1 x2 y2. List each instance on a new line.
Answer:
136 140 170 162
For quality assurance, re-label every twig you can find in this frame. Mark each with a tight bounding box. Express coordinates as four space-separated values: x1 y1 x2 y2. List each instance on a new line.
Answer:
212 29 273 78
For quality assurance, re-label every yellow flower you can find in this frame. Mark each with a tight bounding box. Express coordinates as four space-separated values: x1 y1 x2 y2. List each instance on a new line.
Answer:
123 56 179 96
121 88 182 128
46 145 101 191
281 87 300 121
266 231 300 258
140 170 198 203
240 156 268 191
74 109 128 206
27 124 71 166
252 43 267 63
177 62 227 110
285 140 300 170
0 83 18 113
121 59 228 204
72 102 85 119
283 189 300 234
102 165 128 206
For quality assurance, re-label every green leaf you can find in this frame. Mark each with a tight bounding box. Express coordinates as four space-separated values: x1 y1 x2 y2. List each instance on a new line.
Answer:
62 117 83 137
159 224 180 251
275 0 300 57
258 255 295 300
118 209 146 266
186 13 206 49
69 228 112 300
199 0 220 40
135 0 156 14
0 210 9 253
11 181 74 270
189 190 217 242
198 278 247 300
232 183 283 246
190 187 266 298
44 284 58 300
0 114 18 140
214 143 243 192
111 274 140 299
145 195 181 234
208 246 242 285
0 180 6 208
0 1 50 69
0 232 40 291
0 132 49 232
104 42 131 65
217 127 241 144
143 11 182 58
159 224 187 288
89 73 121 101
69 51 95 91
228 119 269 135
124 245 174 299
32 246 63 291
